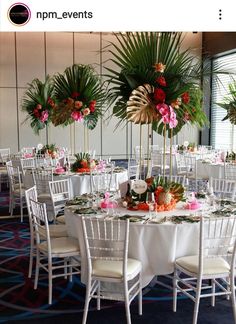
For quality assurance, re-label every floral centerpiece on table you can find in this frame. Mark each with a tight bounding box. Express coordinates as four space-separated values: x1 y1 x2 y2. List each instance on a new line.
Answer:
124 176 185 211
37 144 58 159
51 64 106 130
21 75 56 134
104 32 214 136
70 152 97 173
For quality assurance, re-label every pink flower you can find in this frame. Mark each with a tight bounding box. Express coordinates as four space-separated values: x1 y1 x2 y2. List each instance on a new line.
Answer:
71 111 83 122
40 110 49 123
36 104 42 110
156 103 169 115
83 108 90 116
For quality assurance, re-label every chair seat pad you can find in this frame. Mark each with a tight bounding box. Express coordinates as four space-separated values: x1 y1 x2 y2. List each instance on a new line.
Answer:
176 255 230 275
49 224 68 237
92 258 141 279
39 237 79 254
56 215 66 224
38 193 51 200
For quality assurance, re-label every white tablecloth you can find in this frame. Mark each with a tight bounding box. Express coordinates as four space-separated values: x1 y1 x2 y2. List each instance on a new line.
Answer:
197 161 225 179
24 169 128 197
65 203 199 288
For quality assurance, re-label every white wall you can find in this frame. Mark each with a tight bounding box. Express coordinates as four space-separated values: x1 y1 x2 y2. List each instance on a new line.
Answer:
0 32 202 157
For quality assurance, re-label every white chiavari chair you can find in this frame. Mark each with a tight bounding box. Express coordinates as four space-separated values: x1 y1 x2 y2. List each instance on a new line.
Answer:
224 163 236 180
209 177 236 201
25 186 68 278
30 199 80 304
81 217 142 324
173 216 236 324
6 161 26 222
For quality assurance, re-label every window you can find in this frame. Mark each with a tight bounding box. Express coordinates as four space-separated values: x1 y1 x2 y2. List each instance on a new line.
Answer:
210 52 236 150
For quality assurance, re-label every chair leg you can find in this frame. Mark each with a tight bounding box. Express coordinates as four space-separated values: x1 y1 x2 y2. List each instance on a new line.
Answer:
124 280 131 324
230 272 236 323
28 235 34 278
211 279 215 307
48 259 53 304
138 272 142 316
173 268 178 312
34 250 40 290
193 279 202 324
97 281 101 311
20 201 23 223
82 277 92 324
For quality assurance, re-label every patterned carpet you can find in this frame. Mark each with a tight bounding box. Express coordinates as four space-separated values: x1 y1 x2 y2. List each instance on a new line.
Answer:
0 218 235 324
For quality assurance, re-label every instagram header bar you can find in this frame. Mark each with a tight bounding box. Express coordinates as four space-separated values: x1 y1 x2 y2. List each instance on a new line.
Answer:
1 0 236 31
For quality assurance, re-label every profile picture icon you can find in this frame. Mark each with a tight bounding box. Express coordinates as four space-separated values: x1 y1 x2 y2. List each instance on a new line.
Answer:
8 3 31 26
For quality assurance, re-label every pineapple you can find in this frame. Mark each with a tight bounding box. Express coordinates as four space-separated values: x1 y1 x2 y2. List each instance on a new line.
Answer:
157 190 172 205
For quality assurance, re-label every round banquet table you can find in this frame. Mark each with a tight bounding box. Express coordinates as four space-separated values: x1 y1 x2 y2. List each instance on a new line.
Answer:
65 203 200 288
196 160 225 179
24 168 128 197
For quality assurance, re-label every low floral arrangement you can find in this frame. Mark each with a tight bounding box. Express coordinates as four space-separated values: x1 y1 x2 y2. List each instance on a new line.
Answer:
37 144 58 159
124 176 185 212
70 152 97 173
52 64 106 130
22 76 56 134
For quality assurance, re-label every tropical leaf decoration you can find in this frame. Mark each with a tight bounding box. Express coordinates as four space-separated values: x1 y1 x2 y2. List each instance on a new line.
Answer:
52 64 106 130
70 152 96 172
104 32 209 137
217 80 236 125
21 75 56 134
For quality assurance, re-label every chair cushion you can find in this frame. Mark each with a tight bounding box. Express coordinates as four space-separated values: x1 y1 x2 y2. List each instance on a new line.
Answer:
39 224 68 238
176 255 230 275
39 237 80 254
38 193 51 200
56 215 65 224
92 258 141 279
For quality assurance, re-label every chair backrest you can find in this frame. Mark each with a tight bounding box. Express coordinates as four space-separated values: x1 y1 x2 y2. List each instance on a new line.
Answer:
165 175 187 186
184 155 197 177
127 158 140 179
81 217 129 277
209 177 236 200
30 199 50 244
49 179 71 217
0 148 10 164
134 146 145 162
6 162 22 192
32 169 53 194
20 158 36 173
25 185 38 216
199 216 236 274
224 163 236 180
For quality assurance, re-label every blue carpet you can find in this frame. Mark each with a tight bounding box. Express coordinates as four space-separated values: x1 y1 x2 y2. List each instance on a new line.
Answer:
0 219 235 324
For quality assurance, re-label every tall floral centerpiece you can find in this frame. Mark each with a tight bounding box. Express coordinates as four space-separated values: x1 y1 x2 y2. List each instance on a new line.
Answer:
52 64 106 131
104 32 211 179
21 75 56 134
217 80 236 125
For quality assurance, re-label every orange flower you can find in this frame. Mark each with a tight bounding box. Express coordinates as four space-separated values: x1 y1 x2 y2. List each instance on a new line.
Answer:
154 62 166 73
74 101 83 109
171 98 181 109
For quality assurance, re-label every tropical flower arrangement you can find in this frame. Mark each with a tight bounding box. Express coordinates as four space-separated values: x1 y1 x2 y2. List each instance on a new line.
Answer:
52 64 106 130
37 144 58 159
22 76 56 134
217 80 236 125
105 32 209 136
70 152 97 173
124 176 185 211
